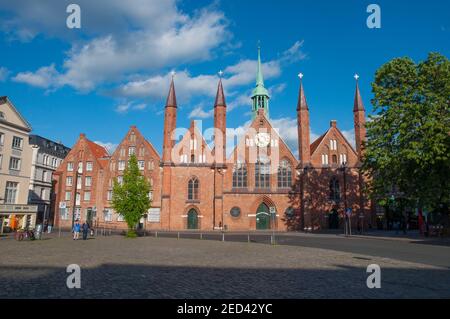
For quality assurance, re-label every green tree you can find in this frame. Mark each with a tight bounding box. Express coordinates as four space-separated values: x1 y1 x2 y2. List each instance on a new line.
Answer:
362 53 450 214
112 154 151 237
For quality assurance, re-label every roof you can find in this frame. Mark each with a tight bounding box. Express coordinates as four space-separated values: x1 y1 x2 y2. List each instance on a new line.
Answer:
0 96 32 131
214 79 226 107
87 140 109 158
29 135 71 158
165 78 177 108
310 132 327 154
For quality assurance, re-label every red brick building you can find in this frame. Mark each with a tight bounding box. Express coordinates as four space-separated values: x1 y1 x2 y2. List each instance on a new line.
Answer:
54 49 372 232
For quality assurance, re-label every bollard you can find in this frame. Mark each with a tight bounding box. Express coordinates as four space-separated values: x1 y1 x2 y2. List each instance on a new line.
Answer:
155 231 158 238
177 232 180 240
200 233 203 240
222 233 225 242
248 233 250 243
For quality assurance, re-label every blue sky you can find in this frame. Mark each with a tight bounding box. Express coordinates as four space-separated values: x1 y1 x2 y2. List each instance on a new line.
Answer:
0 0 449 154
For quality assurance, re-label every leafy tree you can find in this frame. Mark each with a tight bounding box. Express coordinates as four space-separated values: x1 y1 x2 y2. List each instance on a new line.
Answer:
362 53 450 215
112 154 151 237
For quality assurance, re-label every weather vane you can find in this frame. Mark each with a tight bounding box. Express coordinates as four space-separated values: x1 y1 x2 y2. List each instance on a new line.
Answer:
218 70 224 78
170 70 176 79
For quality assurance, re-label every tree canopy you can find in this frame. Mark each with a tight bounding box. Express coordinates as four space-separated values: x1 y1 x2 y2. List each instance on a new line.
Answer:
362 53 450 213
112 154 151 235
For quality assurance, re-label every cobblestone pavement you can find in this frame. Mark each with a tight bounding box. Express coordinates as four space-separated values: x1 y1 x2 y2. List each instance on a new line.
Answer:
1 236 449 299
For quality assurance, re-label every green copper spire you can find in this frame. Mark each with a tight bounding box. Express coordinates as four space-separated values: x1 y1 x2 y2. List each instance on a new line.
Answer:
251 44 270 119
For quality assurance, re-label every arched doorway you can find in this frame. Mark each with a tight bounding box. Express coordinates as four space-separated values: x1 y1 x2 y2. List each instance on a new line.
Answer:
187 209 198 229
256 203 270 230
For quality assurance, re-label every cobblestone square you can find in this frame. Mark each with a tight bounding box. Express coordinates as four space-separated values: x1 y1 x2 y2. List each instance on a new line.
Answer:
1 235 449 299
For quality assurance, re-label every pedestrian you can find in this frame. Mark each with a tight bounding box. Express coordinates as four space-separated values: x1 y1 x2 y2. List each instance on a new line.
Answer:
73 220 81 240
47 222 53 234
82 221 90 240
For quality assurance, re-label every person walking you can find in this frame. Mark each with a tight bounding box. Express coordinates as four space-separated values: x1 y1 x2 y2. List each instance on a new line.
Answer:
73 221 81 240
82 221 90 240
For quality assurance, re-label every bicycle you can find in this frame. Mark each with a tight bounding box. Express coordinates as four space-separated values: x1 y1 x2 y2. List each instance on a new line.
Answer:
15 228 36 241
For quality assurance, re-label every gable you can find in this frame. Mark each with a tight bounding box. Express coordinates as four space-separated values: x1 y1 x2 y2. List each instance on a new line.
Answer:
310 126 358 165
227 112 298 166
111 126 160 160
0 97 32 131
173 122 213 164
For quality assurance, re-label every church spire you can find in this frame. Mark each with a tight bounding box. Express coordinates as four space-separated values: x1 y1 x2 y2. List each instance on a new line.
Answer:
165 74 177 108
251 44 270 119
297 73 308 110
214 77 226 108
353 74 365 112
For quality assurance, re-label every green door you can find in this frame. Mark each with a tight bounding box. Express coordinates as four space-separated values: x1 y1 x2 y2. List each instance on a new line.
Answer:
187 209 198 229
256 203 270 230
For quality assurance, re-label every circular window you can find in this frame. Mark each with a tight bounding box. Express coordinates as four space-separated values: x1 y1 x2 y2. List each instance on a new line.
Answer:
285 207 294 217
230 207 241 218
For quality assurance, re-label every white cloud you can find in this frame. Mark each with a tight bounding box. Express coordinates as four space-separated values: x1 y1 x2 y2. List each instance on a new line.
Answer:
12 64 59 88
94 141 117 154
115 102 148 113
0 67 9 82
189 105 214 119
341 129 356 149
6 1 231 91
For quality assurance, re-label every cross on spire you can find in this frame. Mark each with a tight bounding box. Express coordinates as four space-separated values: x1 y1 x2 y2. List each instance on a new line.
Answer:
298 72 304 80
218 70 224 78
354 73 360 81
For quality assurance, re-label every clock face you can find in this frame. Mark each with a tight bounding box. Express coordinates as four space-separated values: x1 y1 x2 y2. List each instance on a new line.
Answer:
255 132 270 147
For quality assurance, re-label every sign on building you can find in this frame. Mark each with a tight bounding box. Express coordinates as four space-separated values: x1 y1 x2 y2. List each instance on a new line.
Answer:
147 208 160 223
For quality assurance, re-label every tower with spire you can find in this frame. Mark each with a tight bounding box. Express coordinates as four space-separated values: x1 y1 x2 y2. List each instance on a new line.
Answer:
297 73 311 167
353 74 366 160
214 73 227 165
161 74 178 229
251 45 270 119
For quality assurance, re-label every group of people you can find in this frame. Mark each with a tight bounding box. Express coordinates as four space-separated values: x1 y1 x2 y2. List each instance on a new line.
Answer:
72 220 92 240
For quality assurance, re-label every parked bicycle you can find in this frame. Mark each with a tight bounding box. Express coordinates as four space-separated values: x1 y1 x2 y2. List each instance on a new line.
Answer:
15 228 36 241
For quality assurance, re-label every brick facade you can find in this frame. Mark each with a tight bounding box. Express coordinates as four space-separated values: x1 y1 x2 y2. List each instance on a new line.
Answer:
53 72 373 232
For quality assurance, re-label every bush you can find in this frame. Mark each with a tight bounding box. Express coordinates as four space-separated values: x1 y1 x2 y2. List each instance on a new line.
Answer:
126 230 137 238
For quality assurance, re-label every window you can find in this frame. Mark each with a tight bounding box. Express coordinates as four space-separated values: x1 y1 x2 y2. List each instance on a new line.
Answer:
117 214 125 222
321 154 329 165
9 157 21 170
12 136 23 150
332 154 338 164
118 161 126 171
0 133 4 146
107 190 113 201
65 191 71 201
330 139 337 151
129 147 136 156
60 207 69 220
110 161 115 171
148 159 154 170
0 154 3 169
78 162 83 173
232 161 247 188
117 176 124 185
138 161 145 170
77 176 82 189
66 176 73 187
42 170 48 182
5 182 18 204
83 191 91 201
148 191 153 201
120 148 125 157
86 162 93 171
255 157 270 188
339 154 347 165
130 133 136 142
67 162 74 172
139 147 145 157
278 159 292 188
108 178 113 187
75 193 81 206
104 209 113 222
85 176 92 187
187 177 199 201
40 188 47 200
329 177 341 202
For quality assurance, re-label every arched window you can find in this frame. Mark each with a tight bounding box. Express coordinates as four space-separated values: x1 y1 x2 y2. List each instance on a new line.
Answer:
233 161 247 188
277 159 292 188
255 156 270 188
190 154 195 163
329 177 340 202
188 177 199 201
